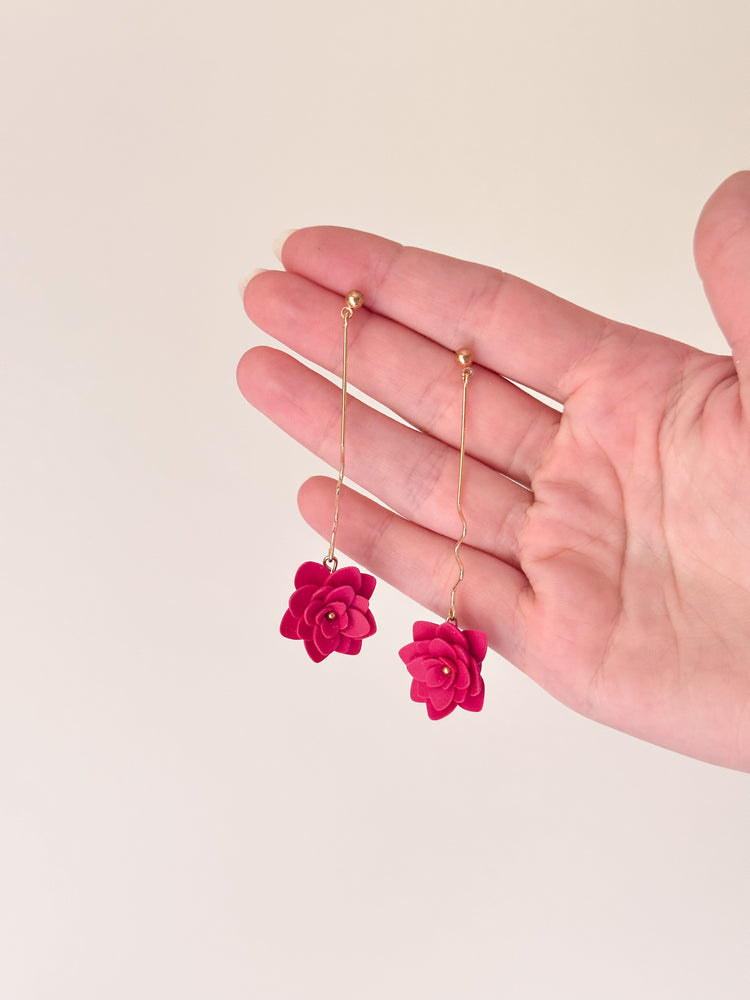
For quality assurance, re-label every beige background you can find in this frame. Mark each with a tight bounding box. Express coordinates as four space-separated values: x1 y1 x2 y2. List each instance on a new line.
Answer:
2 0 749 997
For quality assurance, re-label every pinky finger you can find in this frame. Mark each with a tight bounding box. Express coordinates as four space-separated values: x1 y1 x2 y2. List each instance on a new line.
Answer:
297 476 530 668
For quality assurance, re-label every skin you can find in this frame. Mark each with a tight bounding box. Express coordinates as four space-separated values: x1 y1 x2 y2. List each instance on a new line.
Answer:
238 171 750 772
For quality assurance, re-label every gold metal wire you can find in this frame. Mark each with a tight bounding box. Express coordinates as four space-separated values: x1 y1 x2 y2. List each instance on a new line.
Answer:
324 292 362 571
448 360 473 623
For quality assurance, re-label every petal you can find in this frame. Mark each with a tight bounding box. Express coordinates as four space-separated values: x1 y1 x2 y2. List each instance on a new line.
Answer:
338 637 362 656
464 629 488 662
405 657 429 682
304 599 325 626
436 621 464 645
426 664 452 687
399 643 423 674
359 573 377 600
421 657 449 682
404 639 431 659
427 637 456 659
428 685 455 712
460 683 485 713
326 585 356 606
303 638 328 663
451 642 471 668
294 561 330 588
468 666 483 697
342 607 371 639
410 679 427 703
313 629 338 657
319 615 341 639
316 601 347 624
454 662 471 690
280 608 300 639
398 643 413 666
416 655 448 682
426 700 456 721
349 596 377 634
289 585 317 618
296 618 314 640
413 621 439 643
362 610 376 637
329 565 361 590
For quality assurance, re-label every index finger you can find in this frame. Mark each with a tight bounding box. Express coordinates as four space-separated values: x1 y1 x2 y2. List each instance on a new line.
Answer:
277 226 613 403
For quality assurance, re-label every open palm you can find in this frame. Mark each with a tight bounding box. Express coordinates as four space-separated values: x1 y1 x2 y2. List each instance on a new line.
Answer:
239 172 750 771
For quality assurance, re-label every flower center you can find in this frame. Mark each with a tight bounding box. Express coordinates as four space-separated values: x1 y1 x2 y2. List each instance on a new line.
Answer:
442 665 452 675
326 611 337 621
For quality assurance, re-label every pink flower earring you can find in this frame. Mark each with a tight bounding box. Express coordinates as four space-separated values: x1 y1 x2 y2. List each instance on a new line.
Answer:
280 291 377 662
399 349 487 719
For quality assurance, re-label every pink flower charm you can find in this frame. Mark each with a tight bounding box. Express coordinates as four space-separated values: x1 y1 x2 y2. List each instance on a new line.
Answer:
399 620 487 720
280 561 377 662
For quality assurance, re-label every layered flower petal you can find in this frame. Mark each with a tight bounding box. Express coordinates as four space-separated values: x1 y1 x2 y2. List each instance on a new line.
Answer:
399 620 486 720
281 560 377 662
280 608 300 640
428 684 456 713
289 585 317 618
343 607 372 639
294 561 330 589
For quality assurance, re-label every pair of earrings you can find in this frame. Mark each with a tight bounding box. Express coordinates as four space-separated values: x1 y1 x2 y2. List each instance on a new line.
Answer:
279 291 487 720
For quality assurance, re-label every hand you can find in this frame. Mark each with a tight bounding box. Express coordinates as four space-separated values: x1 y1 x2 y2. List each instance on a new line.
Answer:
238 171 750 771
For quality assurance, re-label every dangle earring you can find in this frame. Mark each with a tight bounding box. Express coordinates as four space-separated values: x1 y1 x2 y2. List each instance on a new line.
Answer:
280 291 377 663
399 349 487 719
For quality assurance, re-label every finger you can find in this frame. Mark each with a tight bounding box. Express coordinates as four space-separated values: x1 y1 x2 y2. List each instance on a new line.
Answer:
243 269 560 485
298 476 529 667
238 346 531 567
694 171 750 380
274 226 622 403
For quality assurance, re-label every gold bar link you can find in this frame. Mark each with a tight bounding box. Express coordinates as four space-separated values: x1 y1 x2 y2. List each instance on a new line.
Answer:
324 291 364 571
448 352 474 623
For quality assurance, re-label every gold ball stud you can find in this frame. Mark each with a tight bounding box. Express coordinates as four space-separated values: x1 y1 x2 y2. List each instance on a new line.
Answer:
345 290 364 311
442 665 452 676
455 348 473 367
326 611 337 621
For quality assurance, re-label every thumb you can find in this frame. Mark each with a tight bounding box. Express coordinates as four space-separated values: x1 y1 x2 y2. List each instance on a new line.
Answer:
694 171 750 378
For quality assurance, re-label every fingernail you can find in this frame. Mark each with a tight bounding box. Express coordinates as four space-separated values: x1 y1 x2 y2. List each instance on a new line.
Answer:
239 268 267 300
272 228 297 264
